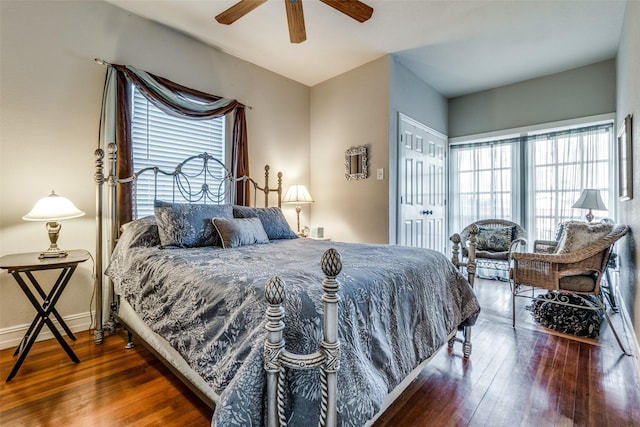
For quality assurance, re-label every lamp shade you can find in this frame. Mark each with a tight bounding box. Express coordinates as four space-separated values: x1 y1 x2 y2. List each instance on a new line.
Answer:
283 185 314 204
572 189 607 211
23 190 85 221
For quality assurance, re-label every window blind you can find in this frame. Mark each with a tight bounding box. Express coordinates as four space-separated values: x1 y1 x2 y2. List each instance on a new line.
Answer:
130 84 226 217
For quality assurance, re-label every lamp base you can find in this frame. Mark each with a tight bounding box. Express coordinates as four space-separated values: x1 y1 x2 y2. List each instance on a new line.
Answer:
585 209 594 223
39 221 68 258
39 247 69 259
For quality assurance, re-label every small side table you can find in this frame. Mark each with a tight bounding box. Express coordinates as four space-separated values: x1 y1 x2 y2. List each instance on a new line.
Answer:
0 249 89 381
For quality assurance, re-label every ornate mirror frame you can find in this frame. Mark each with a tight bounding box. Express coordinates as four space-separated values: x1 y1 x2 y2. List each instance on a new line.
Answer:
345 146 368 180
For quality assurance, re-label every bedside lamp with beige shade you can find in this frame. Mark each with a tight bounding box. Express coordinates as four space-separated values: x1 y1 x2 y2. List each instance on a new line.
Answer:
23 190 85 258
282 184 313 234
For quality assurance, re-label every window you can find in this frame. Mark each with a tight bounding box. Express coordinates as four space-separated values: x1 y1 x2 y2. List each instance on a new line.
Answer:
527 124 613 240
449 122 614 241
449 138 521 235
130 85 226 217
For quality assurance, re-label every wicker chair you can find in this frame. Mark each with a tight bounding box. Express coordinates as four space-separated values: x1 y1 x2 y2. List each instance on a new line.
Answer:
455 219 528 274
510 224 629 354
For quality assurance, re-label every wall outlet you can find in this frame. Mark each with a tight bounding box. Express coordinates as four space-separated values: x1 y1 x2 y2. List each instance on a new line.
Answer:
377 168 384 180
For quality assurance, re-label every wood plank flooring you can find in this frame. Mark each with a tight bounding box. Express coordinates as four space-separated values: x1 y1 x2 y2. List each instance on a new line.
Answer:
1 278 639 426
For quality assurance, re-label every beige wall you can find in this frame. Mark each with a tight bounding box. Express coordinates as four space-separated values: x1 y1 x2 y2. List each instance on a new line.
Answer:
0 0 309 347
616 0 640 350
309 57 390 243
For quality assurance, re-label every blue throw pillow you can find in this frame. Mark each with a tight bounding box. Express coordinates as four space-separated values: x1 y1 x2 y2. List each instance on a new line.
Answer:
154 200 233 248
232 206 297 240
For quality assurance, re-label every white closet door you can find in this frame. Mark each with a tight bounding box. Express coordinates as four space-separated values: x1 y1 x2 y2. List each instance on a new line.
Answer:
397 113 447 253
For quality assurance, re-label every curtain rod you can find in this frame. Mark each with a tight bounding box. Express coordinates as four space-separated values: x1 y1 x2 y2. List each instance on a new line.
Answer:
94 58 253 110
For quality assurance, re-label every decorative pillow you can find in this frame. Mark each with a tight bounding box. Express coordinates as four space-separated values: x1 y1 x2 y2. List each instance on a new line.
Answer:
555 222 613 254
118 216 160 248
553 220 583 242
212 217 270 248
232 206 297 240
475 226 512 252
154 200 233 248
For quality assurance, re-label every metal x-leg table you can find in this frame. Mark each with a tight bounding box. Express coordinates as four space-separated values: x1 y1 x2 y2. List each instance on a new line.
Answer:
0 250 89 381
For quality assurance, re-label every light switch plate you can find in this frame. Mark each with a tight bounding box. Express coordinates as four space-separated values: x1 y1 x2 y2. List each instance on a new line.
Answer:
377 168 384 180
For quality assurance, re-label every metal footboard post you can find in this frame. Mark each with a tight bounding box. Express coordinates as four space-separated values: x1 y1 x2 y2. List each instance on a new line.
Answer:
264 277 286 427
264 249 342 427
319 249 342 427
94 148 105 344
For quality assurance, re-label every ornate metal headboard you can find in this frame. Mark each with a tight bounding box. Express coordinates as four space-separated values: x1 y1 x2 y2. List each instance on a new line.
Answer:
121 152 283 219
93 143 283 344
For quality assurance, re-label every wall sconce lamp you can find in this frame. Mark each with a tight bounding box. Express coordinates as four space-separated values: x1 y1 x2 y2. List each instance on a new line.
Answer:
282 184 313 234
23 190 85 258
572 189 607 222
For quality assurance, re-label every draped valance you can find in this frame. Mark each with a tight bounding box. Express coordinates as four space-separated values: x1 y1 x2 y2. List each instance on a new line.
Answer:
98 63 250 227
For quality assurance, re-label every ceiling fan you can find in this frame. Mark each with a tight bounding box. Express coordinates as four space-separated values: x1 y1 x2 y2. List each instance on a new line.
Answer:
215 0 374 44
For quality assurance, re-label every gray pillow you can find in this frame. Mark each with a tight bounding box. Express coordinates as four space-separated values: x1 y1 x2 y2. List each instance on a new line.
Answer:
555 222 613 254
119 216 160 248
154 200 232 248
232 206 297 240
212 217 270 248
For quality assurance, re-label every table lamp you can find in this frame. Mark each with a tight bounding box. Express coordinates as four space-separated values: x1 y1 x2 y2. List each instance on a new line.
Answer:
23 190 85 258
572 189 607 222
282 184 313 234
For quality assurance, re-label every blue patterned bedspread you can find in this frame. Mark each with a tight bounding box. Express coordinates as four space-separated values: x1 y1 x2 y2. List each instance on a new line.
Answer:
107 231 480 426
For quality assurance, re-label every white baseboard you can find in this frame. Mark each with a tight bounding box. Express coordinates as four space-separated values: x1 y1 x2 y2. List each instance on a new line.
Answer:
0 312 93 350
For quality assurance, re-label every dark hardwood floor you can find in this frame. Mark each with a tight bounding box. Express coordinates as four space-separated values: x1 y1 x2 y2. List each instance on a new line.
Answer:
2 278 639 426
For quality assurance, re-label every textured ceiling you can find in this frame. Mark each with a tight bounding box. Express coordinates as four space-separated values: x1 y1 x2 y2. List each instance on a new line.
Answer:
105 0 627 97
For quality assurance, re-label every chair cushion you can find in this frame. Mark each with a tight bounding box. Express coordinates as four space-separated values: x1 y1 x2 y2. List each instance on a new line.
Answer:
558 274 597 292
475 250 510 260
555 222 613 254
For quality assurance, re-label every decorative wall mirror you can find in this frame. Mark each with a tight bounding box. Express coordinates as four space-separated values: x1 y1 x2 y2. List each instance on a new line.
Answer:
345 146 368 180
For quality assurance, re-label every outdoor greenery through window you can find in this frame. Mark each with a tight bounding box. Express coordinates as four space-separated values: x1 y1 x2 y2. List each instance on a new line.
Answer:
130 84 226 217
449 122 614 241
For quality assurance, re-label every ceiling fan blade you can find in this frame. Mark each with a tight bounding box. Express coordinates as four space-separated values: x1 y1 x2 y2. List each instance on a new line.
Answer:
285 0 306 43
215 0 268 25
319 0 373 23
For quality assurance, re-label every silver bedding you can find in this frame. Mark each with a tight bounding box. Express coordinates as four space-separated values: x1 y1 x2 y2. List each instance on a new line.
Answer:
106 232 480 426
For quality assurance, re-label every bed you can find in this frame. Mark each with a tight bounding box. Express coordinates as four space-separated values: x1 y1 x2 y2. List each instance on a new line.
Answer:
94 145 481 426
